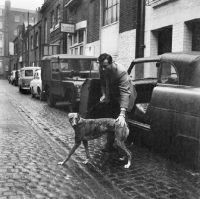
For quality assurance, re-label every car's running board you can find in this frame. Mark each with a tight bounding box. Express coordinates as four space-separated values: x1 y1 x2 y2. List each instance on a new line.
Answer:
128 120 151 131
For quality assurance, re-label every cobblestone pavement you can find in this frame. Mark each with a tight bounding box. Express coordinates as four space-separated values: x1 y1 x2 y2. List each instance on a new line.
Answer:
0 80 129 199
1 80 200 199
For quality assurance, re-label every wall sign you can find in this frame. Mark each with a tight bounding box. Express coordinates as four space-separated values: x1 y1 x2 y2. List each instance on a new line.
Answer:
60 23 75 33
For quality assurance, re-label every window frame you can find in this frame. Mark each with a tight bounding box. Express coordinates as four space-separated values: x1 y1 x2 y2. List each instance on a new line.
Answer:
68 29 85 55
103 0 119 26
15 15 20 22
56 5 61 24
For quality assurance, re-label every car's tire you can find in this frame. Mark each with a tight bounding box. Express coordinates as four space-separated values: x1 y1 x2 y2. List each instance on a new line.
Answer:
19 86 22 93
46 88 56 107
67 91 78 112
31 88 35 98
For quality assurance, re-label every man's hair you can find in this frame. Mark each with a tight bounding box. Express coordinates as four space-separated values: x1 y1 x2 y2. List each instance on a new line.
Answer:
98 53 112 64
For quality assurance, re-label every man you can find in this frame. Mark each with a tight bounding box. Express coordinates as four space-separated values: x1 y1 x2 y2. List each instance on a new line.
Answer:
98 53 137 152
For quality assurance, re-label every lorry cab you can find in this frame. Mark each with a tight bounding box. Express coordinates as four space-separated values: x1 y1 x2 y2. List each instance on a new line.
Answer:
41 54 98 110
18 66 41 93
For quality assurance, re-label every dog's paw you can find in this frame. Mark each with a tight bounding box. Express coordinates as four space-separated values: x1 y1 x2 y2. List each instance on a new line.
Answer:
119 156 125 161
124 162 131 169
82 159 90 164
58 161 64 165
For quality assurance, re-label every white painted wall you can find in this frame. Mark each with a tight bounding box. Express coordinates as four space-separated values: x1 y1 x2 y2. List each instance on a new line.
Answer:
101 22 119 56
145 0 200 56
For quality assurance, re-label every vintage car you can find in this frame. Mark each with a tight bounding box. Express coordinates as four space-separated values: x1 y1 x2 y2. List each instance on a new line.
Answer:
41 54 98 110
30 69 45 100
18 66 41 93
79 51 200 171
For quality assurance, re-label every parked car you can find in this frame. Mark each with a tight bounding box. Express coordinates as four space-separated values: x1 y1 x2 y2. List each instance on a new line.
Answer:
30 69 45 100
8 74 11 83
10 70 19 85
41 54 98 111
79 51 200 171
18 66 41 93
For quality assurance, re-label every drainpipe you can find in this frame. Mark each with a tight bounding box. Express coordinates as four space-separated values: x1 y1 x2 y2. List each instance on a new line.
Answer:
135 0 145 59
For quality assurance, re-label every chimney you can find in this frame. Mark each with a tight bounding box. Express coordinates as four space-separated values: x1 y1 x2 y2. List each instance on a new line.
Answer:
5 0 11 10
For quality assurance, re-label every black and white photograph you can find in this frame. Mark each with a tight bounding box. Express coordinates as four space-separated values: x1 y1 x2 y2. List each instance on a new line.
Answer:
0 0 200 198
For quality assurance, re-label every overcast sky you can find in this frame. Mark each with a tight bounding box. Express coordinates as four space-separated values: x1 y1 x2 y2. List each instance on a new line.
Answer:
0 0 44 10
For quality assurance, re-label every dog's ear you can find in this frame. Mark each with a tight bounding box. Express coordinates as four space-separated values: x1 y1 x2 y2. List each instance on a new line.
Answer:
68 113 73 119
77 113 82 123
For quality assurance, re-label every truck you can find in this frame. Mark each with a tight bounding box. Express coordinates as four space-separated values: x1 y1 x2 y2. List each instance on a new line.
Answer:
41 54 98 111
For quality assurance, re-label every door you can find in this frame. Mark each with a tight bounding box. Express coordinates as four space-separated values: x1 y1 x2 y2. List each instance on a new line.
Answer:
51 61 61 96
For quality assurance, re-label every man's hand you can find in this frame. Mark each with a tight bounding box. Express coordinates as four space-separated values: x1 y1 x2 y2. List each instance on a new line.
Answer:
100 93 106 103
116 115 126 127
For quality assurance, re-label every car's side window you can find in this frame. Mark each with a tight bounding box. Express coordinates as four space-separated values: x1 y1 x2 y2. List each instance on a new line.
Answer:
159 62 179 85
52 62 60 73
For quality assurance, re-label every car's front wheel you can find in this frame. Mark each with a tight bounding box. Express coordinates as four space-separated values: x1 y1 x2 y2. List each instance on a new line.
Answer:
46 88 56 107
19 86 22 93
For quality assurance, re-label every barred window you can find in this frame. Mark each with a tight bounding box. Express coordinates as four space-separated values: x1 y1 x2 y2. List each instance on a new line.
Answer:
103 0 119 26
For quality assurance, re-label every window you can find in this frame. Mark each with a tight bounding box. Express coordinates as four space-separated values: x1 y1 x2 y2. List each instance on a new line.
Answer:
0 22 2 29
31 36 33 49
51 11 55 28
0 48 3 56
25 70 33 76
0 34 2 41
14 30 17 35
52 62 60 73
56 5 61 24
0 9 2 16
27 38 28 50
69 29 85 55
35 32 38 47
15 15 20 22
44 18 47 43
159 62 178 85
103 0 119 26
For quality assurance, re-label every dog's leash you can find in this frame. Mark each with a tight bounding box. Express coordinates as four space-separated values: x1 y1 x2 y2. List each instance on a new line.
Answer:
85 101 101 113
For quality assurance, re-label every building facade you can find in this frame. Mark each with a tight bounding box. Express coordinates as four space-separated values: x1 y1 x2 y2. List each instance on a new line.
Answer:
0 0 37 78
10 0 200 80
145 0 200 56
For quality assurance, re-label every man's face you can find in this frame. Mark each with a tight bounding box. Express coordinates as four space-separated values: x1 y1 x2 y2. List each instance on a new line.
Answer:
100 59 109 71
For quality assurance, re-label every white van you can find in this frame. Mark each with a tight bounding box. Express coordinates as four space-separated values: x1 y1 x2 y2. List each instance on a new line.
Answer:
18 66 41 92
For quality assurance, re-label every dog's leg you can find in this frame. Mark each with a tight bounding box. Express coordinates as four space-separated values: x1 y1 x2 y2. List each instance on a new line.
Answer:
82 141 90 164
58 142 81 165
116 140 132 168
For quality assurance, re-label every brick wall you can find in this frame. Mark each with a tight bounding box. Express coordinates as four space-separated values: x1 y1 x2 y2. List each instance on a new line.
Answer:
116 30 136 70
119 0 137 33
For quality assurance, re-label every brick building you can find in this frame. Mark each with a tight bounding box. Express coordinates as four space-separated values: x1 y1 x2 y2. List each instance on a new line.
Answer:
64 0 137 69
145 0 200 56
40 0 63 55
0 0 37 79
11 0 200 80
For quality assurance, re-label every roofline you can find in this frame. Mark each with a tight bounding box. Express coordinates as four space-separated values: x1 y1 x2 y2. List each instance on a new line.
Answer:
42 54 97 61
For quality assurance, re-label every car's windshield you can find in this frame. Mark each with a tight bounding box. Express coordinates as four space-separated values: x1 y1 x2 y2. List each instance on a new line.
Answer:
60 59 98 72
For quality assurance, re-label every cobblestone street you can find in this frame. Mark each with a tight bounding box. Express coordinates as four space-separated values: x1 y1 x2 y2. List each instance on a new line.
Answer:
0 79 200 199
